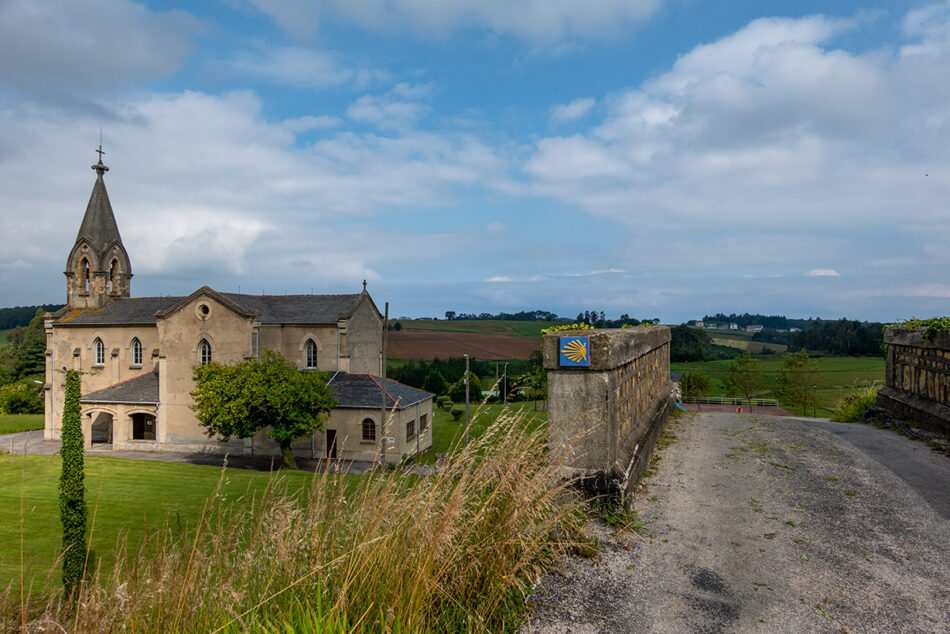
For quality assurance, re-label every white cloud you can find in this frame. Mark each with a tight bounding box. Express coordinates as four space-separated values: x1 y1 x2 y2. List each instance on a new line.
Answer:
0 0 198 98
0 89 508 300
550 98 596 124
230 46 354 88
805 269 840 277
485 276 513 283
239 0 664 43
522 10 950 282
346 83 436 130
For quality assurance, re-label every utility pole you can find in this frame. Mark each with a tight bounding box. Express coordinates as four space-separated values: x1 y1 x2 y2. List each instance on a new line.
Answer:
503 361 509 404
464 353 470 447
379 302 389 466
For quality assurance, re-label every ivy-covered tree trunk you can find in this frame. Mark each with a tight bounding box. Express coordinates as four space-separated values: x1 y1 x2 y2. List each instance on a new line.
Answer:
280 439 297 470
59 370 86 598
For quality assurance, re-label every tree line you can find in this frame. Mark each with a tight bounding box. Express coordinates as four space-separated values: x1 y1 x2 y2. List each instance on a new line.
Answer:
0 307 48 413
443 309 560 321
0 304 63 330
700 312 813 330
752 319 884 356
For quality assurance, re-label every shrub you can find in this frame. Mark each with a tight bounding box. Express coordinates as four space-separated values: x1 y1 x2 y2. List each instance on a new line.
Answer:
831 386 879 422
451 406 464 421
436 395 452 411
59 370 86 597
0 381 43 414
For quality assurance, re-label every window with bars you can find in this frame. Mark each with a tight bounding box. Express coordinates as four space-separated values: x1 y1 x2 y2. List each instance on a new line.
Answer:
361 418 376 442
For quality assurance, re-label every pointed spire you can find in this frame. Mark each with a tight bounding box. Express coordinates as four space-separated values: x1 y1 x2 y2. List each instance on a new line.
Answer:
75 146 122 256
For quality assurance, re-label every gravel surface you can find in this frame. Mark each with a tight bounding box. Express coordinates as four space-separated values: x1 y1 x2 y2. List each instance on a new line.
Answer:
523 412 950 633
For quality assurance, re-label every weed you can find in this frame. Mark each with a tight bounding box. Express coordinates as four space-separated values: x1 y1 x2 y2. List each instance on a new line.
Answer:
845 491 858 497
769 462 793 470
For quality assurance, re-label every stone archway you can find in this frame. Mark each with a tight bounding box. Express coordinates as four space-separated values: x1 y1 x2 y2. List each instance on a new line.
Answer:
90 411 114 445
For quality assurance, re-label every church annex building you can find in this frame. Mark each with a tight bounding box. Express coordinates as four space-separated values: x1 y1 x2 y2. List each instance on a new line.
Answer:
43 154 433 463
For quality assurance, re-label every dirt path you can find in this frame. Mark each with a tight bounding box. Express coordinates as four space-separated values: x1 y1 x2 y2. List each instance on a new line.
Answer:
523 412 950 633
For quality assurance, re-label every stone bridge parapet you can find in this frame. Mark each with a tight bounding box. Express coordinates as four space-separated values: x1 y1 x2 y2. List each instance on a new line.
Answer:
879 327 950 435
543 326 672 506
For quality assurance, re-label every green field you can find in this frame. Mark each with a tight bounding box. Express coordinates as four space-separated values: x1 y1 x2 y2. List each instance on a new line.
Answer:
0 414 44 436
0 401 542 592
671 355 885 414
394 319 559 339
0 455 318 594
705 329 788 354
420 401 547 463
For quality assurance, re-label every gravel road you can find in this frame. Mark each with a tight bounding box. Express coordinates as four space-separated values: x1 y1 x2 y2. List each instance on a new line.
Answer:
523 412 950 633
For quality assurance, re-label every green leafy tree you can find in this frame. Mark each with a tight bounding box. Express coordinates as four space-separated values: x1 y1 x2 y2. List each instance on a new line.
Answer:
59 370 86 597
0 380 43 414
724 352 764 410
1 308 47 382
448 372 483 403
190 350 338 469
777 350 820 416
422 370 450 395
669 325 712 362
680 369 713 406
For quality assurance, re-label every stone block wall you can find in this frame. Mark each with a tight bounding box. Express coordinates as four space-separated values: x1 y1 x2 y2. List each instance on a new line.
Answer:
879 327 950 435
543 326 672 506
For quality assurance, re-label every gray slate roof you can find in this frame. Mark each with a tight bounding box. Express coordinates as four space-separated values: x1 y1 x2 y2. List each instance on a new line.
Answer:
74 168 125 263
56 291 365 326
58 296 181 325
80 370 159 405
327 373 433 410
220 293 363 324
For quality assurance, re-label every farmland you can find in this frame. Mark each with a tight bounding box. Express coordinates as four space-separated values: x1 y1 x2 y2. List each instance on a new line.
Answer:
705 329 788 354
671 355 885 415
394 319 559 338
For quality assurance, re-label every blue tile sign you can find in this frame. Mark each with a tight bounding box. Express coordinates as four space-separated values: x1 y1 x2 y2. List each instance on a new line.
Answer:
559 336 590 367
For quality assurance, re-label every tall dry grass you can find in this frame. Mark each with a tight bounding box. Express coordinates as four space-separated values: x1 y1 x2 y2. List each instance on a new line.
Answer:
4 407 584 633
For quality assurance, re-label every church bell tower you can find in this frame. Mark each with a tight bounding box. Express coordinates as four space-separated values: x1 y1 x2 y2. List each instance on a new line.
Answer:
65 147 132 309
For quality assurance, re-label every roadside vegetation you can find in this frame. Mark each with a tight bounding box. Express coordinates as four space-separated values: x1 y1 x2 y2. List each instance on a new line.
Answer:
2 407 583 632
0 414 44 435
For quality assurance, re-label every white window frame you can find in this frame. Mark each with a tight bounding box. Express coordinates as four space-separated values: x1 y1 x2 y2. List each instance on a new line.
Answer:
131 337 142 366
199 339 212 365
94 338 105 366
305 339 318 369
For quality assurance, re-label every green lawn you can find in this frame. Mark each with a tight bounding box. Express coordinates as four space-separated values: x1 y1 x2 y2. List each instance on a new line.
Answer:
0 414 44 436
418 401 547 464
671 355 885 414
0 455 317 594
394 319 559 339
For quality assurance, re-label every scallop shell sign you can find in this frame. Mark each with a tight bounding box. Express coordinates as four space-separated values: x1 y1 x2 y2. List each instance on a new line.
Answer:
559 336 590 367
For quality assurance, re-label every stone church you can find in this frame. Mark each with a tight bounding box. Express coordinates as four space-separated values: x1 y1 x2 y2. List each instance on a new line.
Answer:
43 153 433 463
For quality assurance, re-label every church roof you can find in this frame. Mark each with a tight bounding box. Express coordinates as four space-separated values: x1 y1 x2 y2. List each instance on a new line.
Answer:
80 370 159 405
327 373 434 410
221 293 364 324
55 291 367 326
73 159 126 263
56 296 181 325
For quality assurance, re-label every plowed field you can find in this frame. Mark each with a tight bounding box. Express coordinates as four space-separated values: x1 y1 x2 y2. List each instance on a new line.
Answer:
387 330 539 360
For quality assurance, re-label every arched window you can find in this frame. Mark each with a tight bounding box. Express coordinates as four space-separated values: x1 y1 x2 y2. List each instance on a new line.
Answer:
81 258 90 293
199 339 212 365
305 339 318 369
108 258 118 293
131 337 142 366
361 418 376 442
94 338 105 365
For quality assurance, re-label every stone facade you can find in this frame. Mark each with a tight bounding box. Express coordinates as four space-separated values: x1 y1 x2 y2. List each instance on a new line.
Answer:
878 327 950 435
542 327 673 506
43 158 433 463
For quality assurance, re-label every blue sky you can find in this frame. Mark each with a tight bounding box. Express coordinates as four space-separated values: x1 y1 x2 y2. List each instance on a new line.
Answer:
1 0 948 323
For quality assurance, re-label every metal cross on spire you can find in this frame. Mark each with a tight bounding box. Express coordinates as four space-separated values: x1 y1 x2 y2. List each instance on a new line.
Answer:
92 143 109 175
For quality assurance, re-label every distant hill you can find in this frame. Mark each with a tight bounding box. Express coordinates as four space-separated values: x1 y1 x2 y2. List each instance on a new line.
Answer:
0 305 64 330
